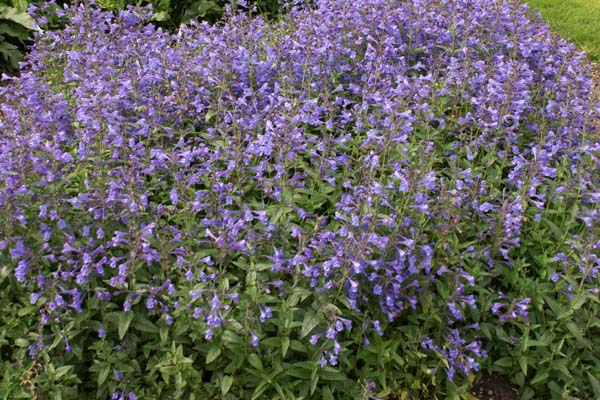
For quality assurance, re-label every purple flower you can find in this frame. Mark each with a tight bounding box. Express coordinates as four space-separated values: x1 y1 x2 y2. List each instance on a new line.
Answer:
15 259 30 282
551 272 561 282
259 305 272 323
492 296 531 323
553 253 569 264
310 334 322 345
146 297 155 310
170 189 179 205
30 292 42 305
491 302 504 314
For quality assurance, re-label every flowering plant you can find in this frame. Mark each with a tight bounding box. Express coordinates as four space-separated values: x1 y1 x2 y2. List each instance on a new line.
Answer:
1 0 599 398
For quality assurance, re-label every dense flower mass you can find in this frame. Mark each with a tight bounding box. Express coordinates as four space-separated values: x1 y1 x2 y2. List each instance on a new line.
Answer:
0 0 599 397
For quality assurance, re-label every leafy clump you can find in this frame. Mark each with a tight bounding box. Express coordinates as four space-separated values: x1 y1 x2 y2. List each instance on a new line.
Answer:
0 0 599 399
0 0 39 74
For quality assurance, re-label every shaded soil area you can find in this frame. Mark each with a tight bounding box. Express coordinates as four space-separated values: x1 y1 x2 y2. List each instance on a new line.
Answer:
470 374 520 400
590 63 600 133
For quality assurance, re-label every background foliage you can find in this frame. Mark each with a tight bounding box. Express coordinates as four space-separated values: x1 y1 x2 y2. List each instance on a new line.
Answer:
96 0 282 26
0 0 283 74
0 0 38 74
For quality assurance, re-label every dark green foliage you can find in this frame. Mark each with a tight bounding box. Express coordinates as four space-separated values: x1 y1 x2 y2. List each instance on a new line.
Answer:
97 0 282 26
0 0 37 74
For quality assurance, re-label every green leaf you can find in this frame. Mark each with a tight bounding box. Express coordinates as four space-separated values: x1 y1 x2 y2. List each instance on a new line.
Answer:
151 11 170 21
11 0 28 12
224 352 245 373
0 40 21 68
248 353 263 370
0 21 28 39
434 44 458 55
222 330 243 346
98 366 110 386
0 5 38 30
159 323 169 345
521 387 535 400
290 340 307 353
572 293 588 310
588 372 600 396
322 386 335 400
493 357 513 368
526 339 548 347
285 367 311 379
12 392 34 399
310 373 319 395
251 384 270 400
54 365 73 378
273 381 285 399
547 381 563 396
206 345 221 364
117 312 134 340
518 356 527 376
565 321 584 343
220 375 233 396
282 336 290 357
541 294 560 317
300 310 320 339
530 369 548 385
542 217 563 240
557 308 573 320
246 270 257 286
288 287 312 307
319 366 347 381
205 109 218 122
133 317 159 334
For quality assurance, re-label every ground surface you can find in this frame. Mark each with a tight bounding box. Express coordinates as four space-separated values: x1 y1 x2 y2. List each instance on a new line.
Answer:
590 63 600 132
471 374 521 400
526 0 600 62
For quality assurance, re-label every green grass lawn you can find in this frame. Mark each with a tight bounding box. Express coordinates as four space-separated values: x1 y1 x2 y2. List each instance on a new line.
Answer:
526 0 600 61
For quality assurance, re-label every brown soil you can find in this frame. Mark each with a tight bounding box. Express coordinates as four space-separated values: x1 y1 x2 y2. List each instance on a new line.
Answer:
590 63 600 133
470 374 520 400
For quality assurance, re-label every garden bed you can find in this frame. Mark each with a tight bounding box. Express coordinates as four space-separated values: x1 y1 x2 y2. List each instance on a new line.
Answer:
1 1 599 399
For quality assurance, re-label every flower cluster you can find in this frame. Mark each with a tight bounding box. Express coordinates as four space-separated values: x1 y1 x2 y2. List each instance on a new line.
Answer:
422 326 487 381
491 292 531 323
111 390 137 400
0 0 598 387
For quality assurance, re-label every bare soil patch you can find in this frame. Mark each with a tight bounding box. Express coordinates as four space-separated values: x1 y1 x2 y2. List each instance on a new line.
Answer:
590 63 600 133
470 374 520 400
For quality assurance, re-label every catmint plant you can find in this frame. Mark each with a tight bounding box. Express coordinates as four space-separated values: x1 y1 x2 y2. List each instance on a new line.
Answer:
0 0 598 398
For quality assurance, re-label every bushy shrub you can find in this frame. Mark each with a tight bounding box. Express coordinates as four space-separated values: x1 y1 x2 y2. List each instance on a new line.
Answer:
0 0 599 398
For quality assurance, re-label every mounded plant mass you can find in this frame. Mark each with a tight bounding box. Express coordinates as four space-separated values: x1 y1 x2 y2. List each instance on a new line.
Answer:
0 0 599 399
